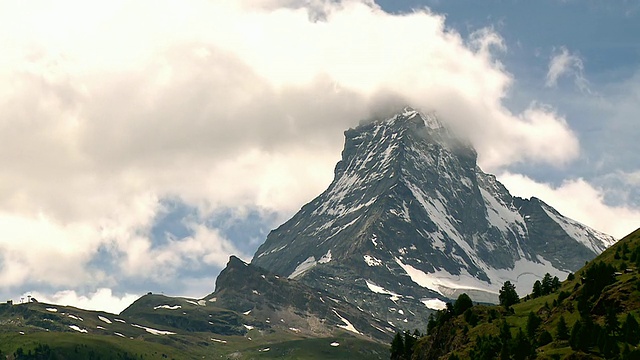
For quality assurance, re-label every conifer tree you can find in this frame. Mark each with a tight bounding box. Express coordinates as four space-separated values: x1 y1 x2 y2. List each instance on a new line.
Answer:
499 281 519 308
556 315 569 341
532 280 542 298
538 330 553 346
499 320 511 360
390 332 404 360
404 330 417 360
453 293 473 315
512 328 535 360
622 313 640 345
526 311 542 340
605 306 620 336
542 273 554 294
570 321 583 350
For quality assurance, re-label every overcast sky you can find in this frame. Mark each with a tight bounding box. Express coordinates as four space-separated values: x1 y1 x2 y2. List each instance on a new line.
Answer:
1 0 639 313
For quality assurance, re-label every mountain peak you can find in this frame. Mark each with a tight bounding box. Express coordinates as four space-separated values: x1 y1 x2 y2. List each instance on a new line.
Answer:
362 106 443 131
227 255 248 268
252 105 614 332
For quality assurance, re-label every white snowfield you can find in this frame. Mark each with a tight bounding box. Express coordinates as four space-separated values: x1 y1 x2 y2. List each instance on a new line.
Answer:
396 256 569 303
154 305 181 310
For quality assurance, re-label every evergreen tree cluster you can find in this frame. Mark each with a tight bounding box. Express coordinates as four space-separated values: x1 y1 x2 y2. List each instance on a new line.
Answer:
568 312 640 359
390 329 421 360
469 319 535 360
581 261 617 301
627 242 640 269
530 273 561 299
394 257 640 360
426 293 475 335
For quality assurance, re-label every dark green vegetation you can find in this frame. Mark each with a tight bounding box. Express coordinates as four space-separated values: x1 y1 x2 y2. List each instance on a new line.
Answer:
405 228 640 359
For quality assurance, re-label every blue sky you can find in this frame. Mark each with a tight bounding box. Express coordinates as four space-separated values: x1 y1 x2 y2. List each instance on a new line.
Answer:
381 0 640 203
0 0 638 312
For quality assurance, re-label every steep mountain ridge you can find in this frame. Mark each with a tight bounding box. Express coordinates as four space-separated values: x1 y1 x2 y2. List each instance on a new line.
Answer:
252 107 615 331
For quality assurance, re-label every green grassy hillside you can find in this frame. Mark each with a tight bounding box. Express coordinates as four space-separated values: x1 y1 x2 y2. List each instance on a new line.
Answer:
409 228 640 360
0 269 389 359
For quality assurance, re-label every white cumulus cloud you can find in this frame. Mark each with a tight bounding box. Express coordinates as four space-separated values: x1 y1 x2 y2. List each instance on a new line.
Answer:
25 288 140 315
0 0 590 310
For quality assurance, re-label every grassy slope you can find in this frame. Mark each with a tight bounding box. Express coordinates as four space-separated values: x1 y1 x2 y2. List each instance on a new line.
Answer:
415 228 640 360
0 296 388 359
0 331 388 360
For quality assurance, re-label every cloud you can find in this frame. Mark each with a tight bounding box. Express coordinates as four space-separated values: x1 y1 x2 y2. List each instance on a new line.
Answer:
498 173 640 239
0 0 585 309
545 46 591 92
24 288 140 314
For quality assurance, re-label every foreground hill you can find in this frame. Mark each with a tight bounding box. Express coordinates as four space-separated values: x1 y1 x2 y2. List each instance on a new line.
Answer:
0 257 388 359
409 227 640 359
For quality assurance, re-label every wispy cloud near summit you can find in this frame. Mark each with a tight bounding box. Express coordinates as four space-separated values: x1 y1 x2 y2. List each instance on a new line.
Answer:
545 46 591 93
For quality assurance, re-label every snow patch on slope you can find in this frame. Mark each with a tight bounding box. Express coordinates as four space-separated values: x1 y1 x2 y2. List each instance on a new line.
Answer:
318 250 332 264
332 310 361 335
69 325 87 333
479 188 526 237
289 256 316 279
396 257 569 303
132 323 176 335
365 280 402 301
364 254 382 266
421 298 447 310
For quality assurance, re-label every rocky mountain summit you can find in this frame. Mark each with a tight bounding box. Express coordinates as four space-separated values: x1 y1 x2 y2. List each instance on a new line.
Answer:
251 107 615 332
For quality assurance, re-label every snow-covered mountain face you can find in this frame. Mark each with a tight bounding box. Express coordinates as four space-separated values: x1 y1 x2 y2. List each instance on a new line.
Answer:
251 107 615 332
